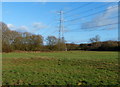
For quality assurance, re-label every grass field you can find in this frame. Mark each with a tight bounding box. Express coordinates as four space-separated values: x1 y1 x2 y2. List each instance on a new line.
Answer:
2 51 119 85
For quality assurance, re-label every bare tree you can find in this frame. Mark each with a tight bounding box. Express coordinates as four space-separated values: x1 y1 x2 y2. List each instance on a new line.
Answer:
46 36 58 50
90 35 100 43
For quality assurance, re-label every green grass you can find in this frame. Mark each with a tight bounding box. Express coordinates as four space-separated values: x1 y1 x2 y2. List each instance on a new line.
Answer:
2 51 119 85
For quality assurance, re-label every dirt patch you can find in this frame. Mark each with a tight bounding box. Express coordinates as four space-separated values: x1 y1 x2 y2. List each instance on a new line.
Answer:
11 50 60 53
30 57 55 60
12 57 55 62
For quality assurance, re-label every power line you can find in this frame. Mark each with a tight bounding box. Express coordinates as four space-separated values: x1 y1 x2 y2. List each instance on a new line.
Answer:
40 21 57 36
67 22 118 32
64 1 118 18
47 29 58 36
66 5 118 22
65 15 118 27
42 1 118 36
67 26 118 33
64 2 93 14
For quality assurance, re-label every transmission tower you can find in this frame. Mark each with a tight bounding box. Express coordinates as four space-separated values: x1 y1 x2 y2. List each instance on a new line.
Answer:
58 10 67 51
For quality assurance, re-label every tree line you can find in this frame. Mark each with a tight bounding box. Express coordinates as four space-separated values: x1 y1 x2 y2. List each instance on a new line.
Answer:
66 35 119 51
1 22 66 52
0 22 119 52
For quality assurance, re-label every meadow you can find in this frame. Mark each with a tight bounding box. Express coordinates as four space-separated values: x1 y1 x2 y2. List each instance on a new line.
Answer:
2 51 119 86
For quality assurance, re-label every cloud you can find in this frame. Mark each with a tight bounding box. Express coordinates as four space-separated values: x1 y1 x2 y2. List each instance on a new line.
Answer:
7 22 47 33
7 24 28 32
81 5 118 30
32 22 47 30
7 24 15 29
7 21 48 34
